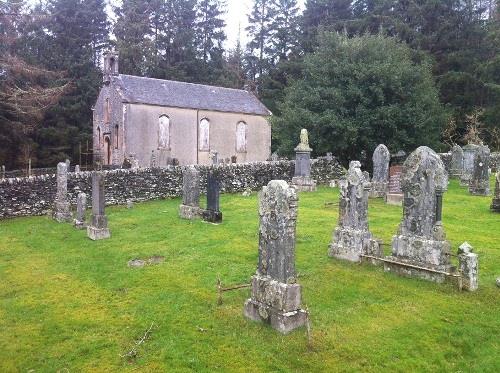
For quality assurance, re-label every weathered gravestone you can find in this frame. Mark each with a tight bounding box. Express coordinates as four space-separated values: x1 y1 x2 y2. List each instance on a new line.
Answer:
74 164 80 173
179 166 201 219
329 161 382 262
211 151 218 165
65 159 70 172
491 171 500 212
457 242 478 291
469 144 490 196
53 162 72 222
202 171 222 223
385 146 452 283
370 144 390 198
460 144 479 186
244 180 308 334
87 172 111 240
74 192 87 229
449 144 464 177
291 129 317 192
385 150 406 205
150 150 157 168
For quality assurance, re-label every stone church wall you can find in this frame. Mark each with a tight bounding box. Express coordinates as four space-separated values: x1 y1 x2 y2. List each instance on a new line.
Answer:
0 159 344 219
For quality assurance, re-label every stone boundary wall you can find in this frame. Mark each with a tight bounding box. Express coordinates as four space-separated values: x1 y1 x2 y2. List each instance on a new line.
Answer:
0 159 344 219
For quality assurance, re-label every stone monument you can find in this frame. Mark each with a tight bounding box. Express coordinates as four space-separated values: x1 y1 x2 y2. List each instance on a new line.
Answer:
449 144 464 177
457 242 478 291
244 180 308 334
53 162 72 222
385 146 452 283
460 143 479 186
74 164 80 173
469 144 490 196
491 171 500 212
202 171 222 223
74 192 87 229
291 129 317 192
179 166 201 219
385 150 406 205
370 144 390 198
87 172 111 240
329 161 382 262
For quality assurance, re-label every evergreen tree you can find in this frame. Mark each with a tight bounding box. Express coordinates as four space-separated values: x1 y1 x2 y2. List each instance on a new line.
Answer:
269 0 300 63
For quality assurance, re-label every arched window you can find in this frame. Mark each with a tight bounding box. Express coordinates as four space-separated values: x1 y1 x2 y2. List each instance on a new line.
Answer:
236 121 247 152
115 124 119 149
104 98 110 123
199 118 210 151
158 115 170 149
97 127 101 146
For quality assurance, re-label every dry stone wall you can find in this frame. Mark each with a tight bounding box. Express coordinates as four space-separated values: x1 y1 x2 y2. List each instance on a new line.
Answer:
0 159 344 219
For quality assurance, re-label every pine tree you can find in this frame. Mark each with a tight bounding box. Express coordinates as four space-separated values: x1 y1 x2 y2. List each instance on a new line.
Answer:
269 0 300 63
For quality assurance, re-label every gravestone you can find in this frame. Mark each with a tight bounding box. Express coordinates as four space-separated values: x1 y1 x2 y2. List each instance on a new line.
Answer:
126 199 134 209
87 172 111 240
491 171 500 212
385 150 406 205
202 171 222 223
271 152 278 161
179 166 201 219
329 161 382 262
65 159 70 172
211 151 218 165
291 129 317 192
244 180 307 334
370 144 390 198
449 144 464 177
129 154 139 169
1 165 4 179
53 162 72 222
457 242 478 291
74 192 87 229
326 152 333 161
460 144 479 186
150 150 157 168
469 144 490 196
385 146 452 283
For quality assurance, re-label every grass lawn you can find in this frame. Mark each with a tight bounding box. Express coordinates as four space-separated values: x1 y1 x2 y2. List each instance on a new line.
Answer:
0 178 499 372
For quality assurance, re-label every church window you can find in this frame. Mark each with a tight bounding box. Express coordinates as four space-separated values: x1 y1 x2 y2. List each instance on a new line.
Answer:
236 121 247 152
97 127 101 146
158 115 170 149
115 125 119 149
104 98 110 123
199 118 210 151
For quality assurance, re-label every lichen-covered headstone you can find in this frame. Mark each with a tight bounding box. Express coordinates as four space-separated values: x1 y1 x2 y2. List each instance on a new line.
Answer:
450 144 464 177
53 162 72 222
460 144 479 186
74 192 87 229
244 180 307 334
329 161 382 262
469 144 490 196
457 242 478 291
370 144 390 198
87 172 110 240
202 170 222 223
291 129 316 192
491 171 500 212
179 166 201 219
385 146 452 283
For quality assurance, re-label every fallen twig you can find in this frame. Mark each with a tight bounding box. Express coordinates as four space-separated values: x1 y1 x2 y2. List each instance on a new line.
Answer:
120 322 156 359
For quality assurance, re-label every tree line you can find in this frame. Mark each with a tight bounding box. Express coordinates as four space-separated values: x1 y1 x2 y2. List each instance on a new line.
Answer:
0 0 499 169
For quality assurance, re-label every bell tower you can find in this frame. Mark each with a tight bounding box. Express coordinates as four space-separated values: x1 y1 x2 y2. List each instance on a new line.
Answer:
103 51 119 84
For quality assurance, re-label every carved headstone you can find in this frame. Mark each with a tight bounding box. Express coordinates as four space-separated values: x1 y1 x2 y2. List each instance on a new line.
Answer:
271 152 279 161
460 144 479 186
74 165 80 173
449 144 464 177
53 162 72 222
87 172 111 240
469 144 490 196
385 146 452 283
291 129 317 192
370 144 390 198
65 159 70 172
74 192 87 229
385 150 406 205
457 242 478 291
211 151 218 165
326 152 333 161
202 171 222 223
244 180 307 334
179 166 201 219
329 161 382 262
491 171 500 212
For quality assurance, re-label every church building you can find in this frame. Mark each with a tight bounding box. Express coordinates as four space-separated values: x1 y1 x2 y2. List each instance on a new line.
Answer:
92 51 271 167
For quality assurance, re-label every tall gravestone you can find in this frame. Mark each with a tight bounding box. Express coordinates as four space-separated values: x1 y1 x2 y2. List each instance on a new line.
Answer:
370 144 390 198
457 242 479 291
491 171 500 212
179 166 201 219
385 150 406 205
202 171 222 223
329 161 382 262
291 129 317 192
53 162 72 222
460 144 479 186
449 144 464 177
87 172 111 240
469 144 490 196
385 146 452 283
244 180 307 334
74 192 87 229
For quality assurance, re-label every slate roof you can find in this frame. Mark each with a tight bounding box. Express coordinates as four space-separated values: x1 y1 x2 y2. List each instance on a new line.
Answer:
112 74 271 116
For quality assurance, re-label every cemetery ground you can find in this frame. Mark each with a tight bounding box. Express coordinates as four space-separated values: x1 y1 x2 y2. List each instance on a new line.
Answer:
0 179 499 372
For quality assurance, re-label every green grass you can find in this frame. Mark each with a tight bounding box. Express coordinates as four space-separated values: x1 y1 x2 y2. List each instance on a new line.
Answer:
0 178 499 372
